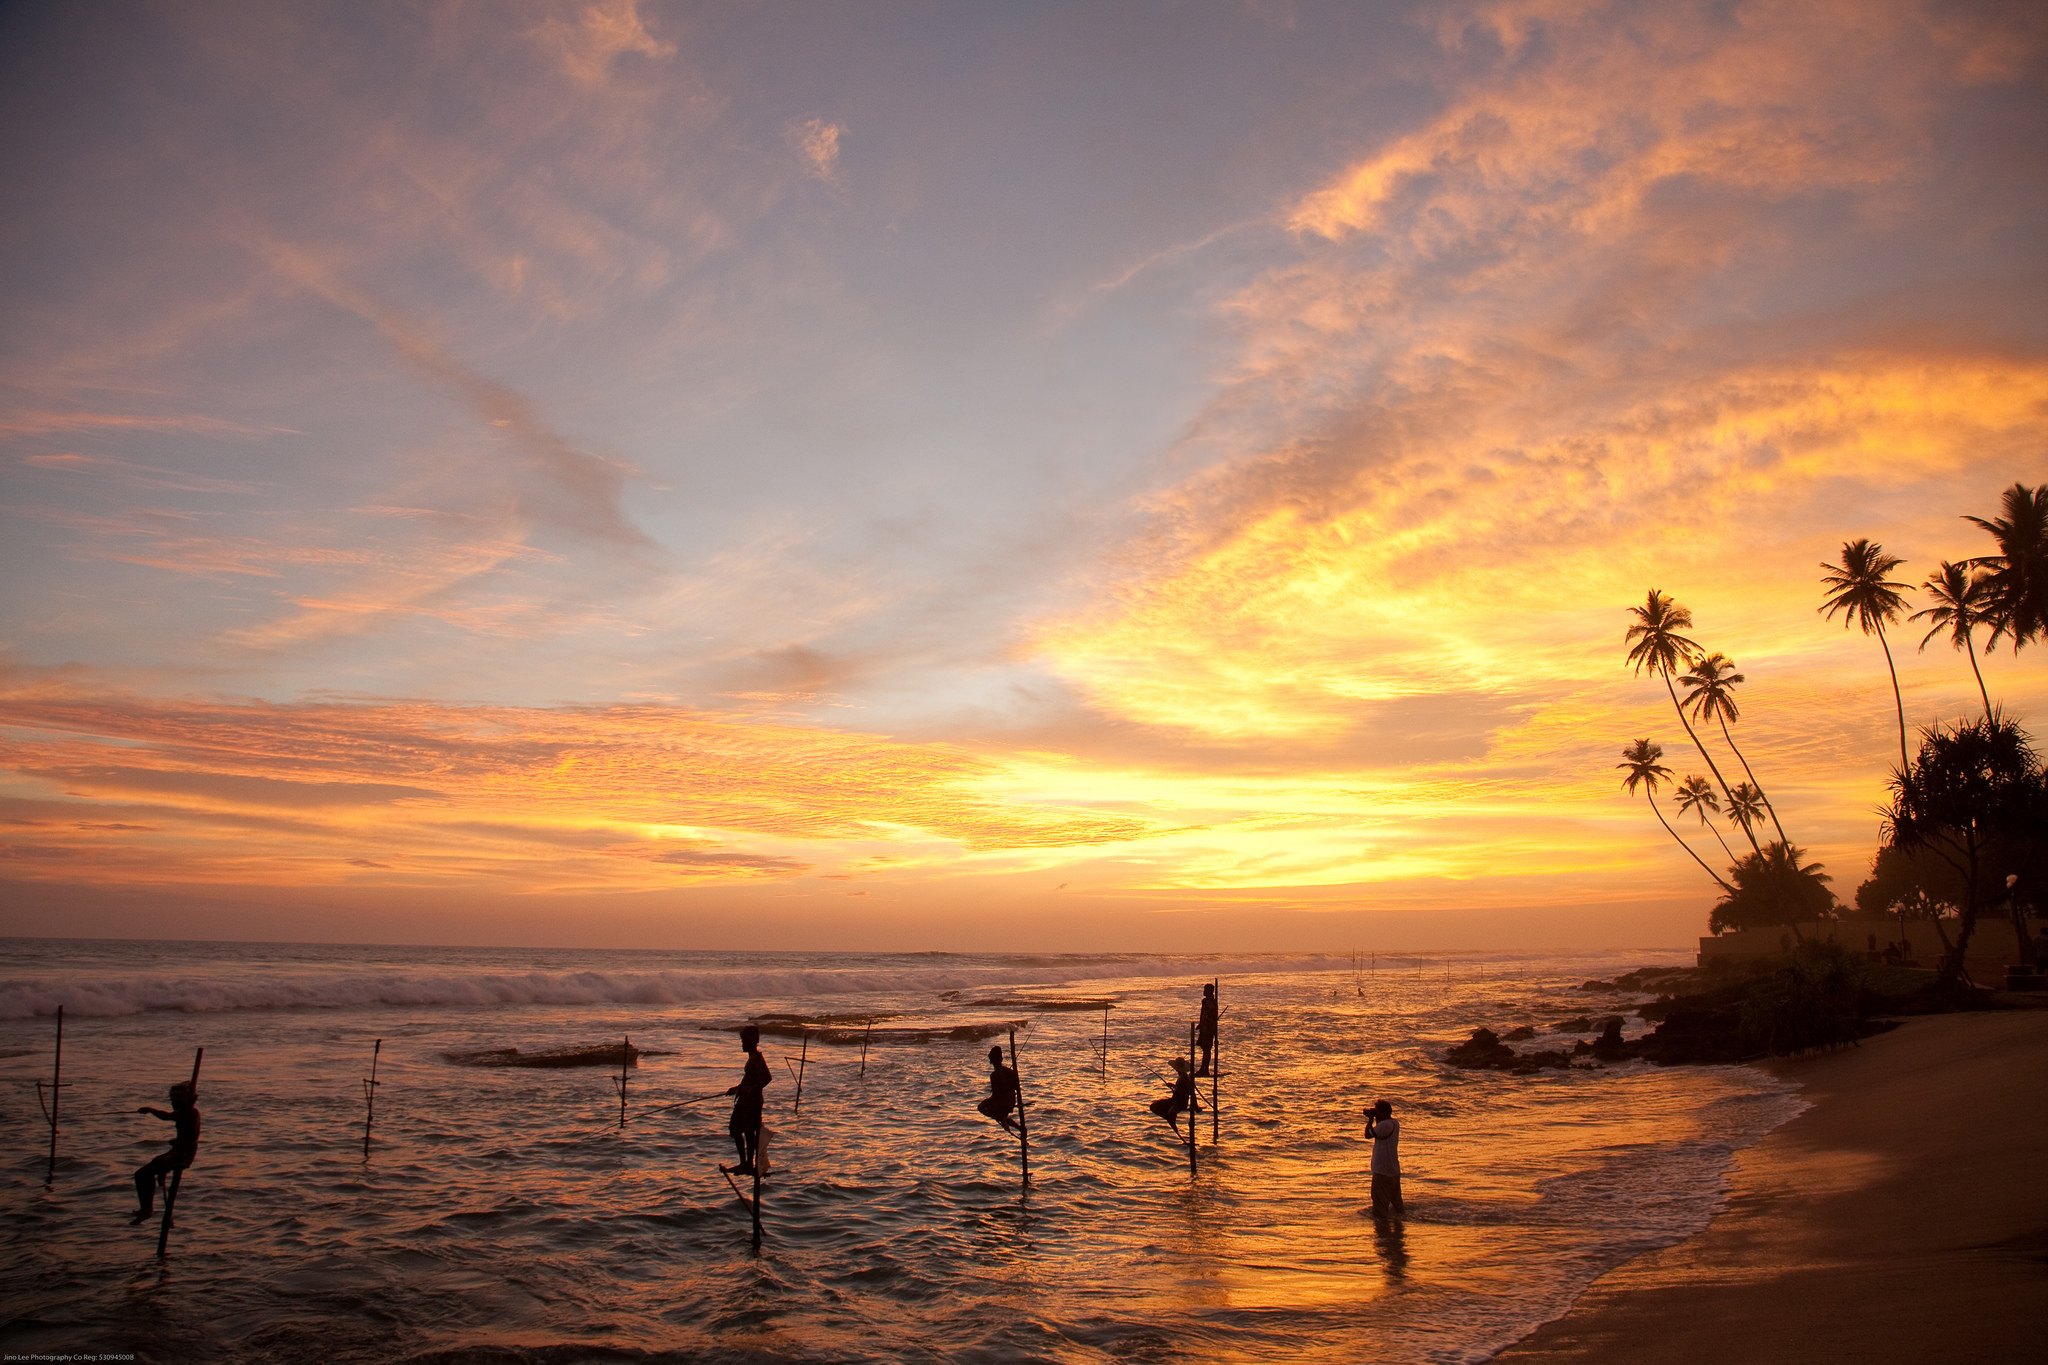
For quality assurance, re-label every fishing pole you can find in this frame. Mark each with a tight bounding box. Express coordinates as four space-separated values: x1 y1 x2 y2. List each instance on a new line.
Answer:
628 1090 730 1122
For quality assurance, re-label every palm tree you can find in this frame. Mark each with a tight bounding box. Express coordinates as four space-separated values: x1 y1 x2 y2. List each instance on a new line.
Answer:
1618 739 1733 892
1819 539 1911 777
1708 842 1833 936
1725 782 1769 844
1911 561 1994 721
1673 774 1736 862
1965 481 2048 652
1623 590 1754 850
1678 652 1787 845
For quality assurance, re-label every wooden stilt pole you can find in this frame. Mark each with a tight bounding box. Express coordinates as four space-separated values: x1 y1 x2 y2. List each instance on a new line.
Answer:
1210 978 1219 1145
38 1006 65 1185
362 1038 382 1156
750 1162 762 1247
156 1047 203 1259
614 1036 630 1130
793 1031 808 1113
1186 1024 1198 1175
860 1018 872 1077
1009 1027 1030 1189
1100 1003 1109 1077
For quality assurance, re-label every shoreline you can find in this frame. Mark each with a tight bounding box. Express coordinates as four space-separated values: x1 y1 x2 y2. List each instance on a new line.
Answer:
1491 1008 2048 1363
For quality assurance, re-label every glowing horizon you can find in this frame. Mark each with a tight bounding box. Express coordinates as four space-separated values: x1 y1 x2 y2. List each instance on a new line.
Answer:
2 0 2043 949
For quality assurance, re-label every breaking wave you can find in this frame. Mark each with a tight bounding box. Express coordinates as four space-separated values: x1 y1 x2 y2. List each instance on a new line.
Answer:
0 952 1354 1019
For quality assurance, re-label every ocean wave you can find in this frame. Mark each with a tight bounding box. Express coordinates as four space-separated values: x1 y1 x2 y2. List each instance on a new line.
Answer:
0 953 1344 1019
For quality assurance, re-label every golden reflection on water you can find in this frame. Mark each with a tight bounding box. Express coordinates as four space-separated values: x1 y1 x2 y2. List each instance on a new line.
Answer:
1 946 1803 1363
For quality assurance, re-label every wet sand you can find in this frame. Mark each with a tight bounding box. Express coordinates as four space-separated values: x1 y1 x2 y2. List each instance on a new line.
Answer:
1493 1009 2048 1363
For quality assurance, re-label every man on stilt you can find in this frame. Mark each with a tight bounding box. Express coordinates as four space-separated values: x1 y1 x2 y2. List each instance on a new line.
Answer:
723 1024 772 1176
1149 1056 1200 1137
1196 983 1218 1077
977 1044 1020 1134
131 1079 200 1224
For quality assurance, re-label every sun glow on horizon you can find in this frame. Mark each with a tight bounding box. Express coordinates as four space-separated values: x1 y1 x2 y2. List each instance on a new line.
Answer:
1 0 2043 946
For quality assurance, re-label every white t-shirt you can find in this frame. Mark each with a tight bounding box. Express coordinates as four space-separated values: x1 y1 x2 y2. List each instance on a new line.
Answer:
1369 1116 1400 1174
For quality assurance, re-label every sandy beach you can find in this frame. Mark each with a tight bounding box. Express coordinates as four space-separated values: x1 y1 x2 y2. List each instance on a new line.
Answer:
1493 1007 2048 1363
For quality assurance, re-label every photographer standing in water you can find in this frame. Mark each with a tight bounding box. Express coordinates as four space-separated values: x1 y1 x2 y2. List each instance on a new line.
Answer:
1365 1098 1403 1224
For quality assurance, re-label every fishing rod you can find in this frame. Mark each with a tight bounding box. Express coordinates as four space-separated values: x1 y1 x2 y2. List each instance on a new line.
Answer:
627 1090 730 1123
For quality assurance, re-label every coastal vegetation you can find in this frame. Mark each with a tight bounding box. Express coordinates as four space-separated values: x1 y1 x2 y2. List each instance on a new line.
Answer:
1611 481 2046 973
1451 482 2048 1071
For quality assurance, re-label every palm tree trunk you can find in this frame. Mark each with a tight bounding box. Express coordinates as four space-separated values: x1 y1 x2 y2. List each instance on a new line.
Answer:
1876 620 1909 777
1699 817 1736 864
1646 789 1734 893
1663 671 1760 854
1717 715 1789 846
1964 630 1992 722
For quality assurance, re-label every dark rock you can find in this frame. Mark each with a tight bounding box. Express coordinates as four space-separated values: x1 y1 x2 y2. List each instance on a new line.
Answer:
1504 1025 1536 1041
1553 1016 1594 1032
1577 979 1619 993
1445 1027 1571 1073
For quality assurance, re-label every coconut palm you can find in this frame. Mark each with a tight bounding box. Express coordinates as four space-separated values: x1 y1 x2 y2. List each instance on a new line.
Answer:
1673 774 1736 862
1965 481 2048 653
1819 539 1912 776
1678 651 1787 846
1725 782 1769 843
1911 561 1994 721
1623 590 1752 849
1618 739 1732 892
1709 842 1833 936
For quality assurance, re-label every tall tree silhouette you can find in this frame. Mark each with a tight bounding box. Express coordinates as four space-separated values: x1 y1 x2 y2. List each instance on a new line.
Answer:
1725 782 1769 845
1674 774 1736 862
1820 539 1911 777
1911 561 1994 722
1625 590 1756 852
1966 481 2048 652
1678 652 1787 845
1618 739 1732 892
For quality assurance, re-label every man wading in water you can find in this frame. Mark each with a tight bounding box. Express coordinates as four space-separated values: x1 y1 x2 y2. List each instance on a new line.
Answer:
724 1025 771 1176
131 1080 200 1224
977 1044 1021 1134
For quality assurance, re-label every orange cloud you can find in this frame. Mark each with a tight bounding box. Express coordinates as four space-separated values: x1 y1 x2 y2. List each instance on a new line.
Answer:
0 681 1163 892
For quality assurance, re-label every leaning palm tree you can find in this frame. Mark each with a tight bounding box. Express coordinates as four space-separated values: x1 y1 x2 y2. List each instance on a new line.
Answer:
1677 651 1787 846
1725 782 1769 844
1673 774 1737 862
1965 481 2048 652
1819 539 1911 777
1910 561 1994 721
1624 590 1754 850
1618 739 1733 892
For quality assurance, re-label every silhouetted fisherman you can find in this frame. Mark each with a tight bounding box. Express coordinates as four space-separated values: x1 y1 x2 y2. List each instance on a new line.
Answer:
723 1024 771 1176
1149 1056 1200 1134
1365 1098 1404 1224
977 1044 1020 1134
131 1081 200 1224
1196 983 1218 1076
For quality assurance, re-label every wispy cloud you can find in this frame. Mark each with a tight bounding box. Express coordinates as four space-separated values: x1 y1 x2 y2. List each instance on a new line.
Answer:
0 680 1167 892
784 118 844 183
1032 0 2048 887
528 0 676 87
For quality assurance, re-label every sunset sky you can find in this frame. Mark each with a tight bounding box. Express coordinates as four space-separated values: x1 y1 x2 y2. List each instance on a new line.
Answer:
2 0 2044 950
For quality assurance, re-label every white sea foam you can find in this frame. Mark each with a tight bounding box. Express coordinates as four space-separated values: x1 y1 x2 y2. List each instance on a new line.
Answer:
0 952 1355 1018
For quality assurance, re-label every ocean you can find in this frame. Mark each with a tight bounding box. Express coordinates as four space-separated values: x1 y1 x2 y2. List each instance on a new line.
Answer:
0 940 1802 1364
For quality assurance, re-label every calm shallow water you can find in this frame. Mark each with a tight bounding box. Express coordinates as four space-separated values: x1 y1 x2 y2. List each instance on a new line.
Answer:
0 941 1801 1364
